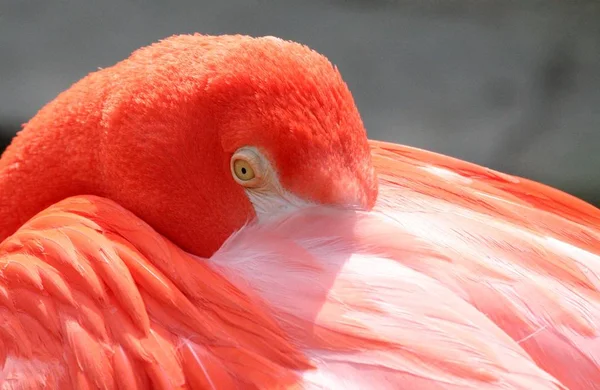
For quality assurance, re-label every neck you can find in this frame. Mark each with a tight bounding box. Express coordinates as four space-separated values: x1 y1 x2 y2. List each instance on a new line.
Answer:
0 93 103 242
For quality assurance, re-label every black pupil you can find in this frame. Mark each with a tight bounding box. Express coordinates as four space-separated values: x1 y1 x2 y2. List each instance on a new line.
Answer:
241 167 247 175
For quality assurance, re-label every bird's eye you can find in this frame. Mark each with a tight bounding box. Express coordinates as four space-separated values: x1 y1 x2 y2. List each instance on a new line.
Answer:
230 147 265 188
233 159 256 182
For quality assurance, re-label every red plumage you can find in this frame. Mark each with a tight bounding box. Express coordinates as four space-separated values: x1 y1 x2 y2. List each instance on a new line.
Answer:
0 34 598 389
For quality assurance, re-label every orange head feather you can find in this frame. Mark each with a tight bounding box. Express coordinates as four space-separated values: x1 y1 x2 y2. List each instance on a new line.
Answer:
0 34 377 256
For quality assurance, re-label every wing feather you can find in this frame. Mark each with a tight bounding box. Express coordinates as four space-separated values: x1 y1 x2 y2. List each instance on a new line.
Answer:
212 209 563 389
0 196 308 389
369 139 600 389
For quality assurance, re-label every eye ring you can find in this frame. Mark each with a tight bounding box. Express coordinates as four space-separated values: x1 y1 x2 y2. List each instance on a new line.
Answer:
230 148 263 187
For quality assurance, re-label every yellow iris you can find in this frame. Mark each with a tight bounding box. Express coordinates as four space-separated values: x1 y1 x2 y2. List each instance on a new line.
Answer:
233 159 255 181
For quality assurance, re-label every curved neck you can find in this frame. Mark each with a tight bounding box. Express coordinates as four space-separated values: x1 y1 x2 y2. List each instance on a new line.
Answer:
0 99 103 242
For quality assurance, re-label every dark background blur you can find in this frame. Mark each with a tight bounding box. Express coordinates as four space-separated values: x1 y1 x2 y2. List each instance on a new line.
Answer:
1 1 599 206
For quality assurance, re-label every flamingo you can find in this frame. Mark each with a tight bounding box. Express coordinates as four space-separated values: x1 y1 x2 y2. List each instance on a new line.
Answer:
0 34 599 389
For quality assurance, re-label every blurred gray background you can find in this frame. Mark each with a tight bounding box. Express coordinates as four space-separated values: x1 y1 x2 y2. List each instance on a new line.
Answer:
1 1 599 205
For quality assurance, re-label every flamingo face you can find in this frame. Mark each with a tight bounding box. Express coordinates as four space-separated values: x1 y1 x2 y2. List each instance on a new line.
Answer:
229 146 311 220
205 35 379 225
228 141 378 217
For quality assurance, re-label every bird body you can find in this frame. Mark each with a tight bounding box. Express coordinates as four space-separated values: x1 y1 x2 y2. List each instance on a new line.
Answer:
0 34 599 389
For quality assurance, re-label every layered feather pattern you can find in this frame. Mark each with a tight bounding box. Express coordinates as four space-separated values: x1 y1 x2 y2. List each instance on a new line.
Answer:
0 140 598 389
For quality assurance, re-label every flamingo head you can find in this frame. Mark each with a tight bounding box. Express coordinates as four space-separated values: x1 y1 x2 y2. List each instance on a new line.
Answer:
2 34 378 257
